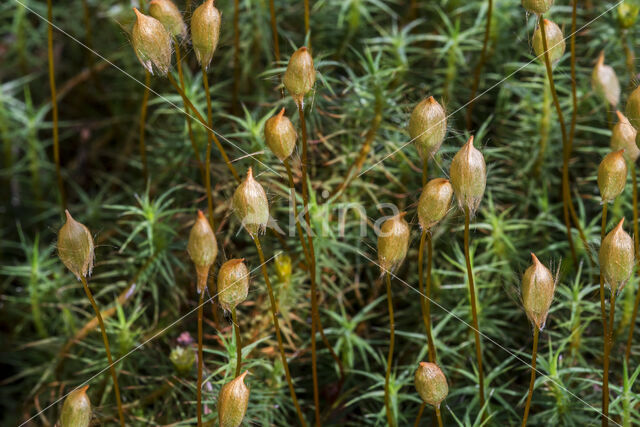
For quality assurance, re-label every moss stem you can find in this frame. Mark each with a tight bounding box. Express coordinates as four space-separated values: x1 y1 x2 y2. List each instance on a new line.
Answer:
436 406 443 427
384 272 395 427
464 207 486 411
232 307 242 377
47 0 66 213
539 14 578 268
466 0 493 130
626 164 640 363
304 0 311 51
139 72 151 184
251 235 307 426
599 203 610 427
232 0 240 114
197 292 204 427
521 327 539 426
269 0 280 62
80 276 124 426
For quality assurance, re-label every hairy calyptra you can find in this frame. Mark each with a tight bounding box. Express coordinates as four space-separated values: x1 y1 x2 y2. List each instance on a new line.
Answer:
600 218 635 295
418 178 453 230
414 362 448 408
191 0 221 70
532 19 565 67
450 136 486 215
58 210 94 280
232 168 270 236
187 210 218 293
217 259 250 312
409 96 447 161
131 8 172 76
598 150 628 203
521 0 554 15
377 212 410 273
521 253 555 330
611 111 639 162
592 51 620 107
264 108 297 162
283 47 315 104
149 0 186 39
218 371 250 427
60 386 91 427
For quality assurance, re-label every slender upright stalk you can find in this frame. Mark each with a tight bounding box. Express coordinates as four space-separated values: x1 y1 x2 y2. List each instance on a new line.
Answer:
414 404 425 427
201 70 241 183
568 0 578 154
197 292 204 427
435 407 443 427
599 204 610 426
296 100 321 425
418 229 436 362
139 72 151 184
80 277 124 426
603 290 617 427
268 0 280 62
232 307 242 377
47 0 66 213
304 0 311 50
539 15 578 267
521 328 540 426
251 235 307 426
174 39 205 181
167 73 239 183
466 0 493 130
384 273 396 427
464 207 486 410
232 0 240 113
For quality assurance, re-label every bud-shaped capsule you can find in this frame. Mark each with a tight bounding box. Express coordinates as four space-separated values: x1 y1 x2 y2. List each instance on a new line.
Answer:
191 0 221 70
58 210 94 279
533 19 565 67
187 210 218 293
409 96 447 161
149 0 187 39
377 213 410 272
611 111 639 163
264 108 297 161
450 136 486 215
522 0 554 14
283 47 315 104
170 346 195 375
592 52 620 107
232 168 269 236
521 253 555 330
418 178 453 230
600 218 635 295
598 150 627 203
131 8 172 76
217 259 250 312
218 371 250 427
618 2 640 29
414 362 448 408
60 386 91 427
625 85 640 130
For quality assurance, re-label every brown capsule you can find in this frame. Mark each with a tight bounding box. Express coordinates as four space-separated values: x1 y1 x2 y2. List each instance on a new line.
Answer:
414 362 448 408
283 47 316 104
532 19 565 67
218 371 250 427
449 136 486 215
264 108 297 162
149 0 187 39
625 85 640 131
131 8 172 76
187 210 218 293
522 0 554 15
60 386 91 427
592 52 620 107
611 111 639 163
600 218 635 295
618 3 640 29
217 259 250 312
232 168 269 237
58 210 94 280
409 96 447 161
418 178 453 230
521 253 555 330
191 0 221 70
377 212 410 272
597 150 627 203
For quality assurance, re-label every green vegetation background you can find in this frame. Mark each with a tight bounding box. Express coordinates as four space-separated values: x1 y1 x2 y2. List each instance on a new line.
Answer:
2 0 640 425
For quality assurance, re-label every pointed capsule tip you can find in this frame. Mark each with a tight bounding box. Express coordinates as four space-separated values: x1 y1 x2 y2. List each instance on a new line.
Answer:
397 211 408 219
65 209 72 221
427 96 436 103
597 50 605 67
465 135 475 148
80 385 90 393
299 46 308 52
277 107 285 119
615 217 626 230
239 370 249 380
530 252 540 264
419 361 429 367
133 7 142 18
197 210 206 220
616 110 625 122
246 167 254 180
